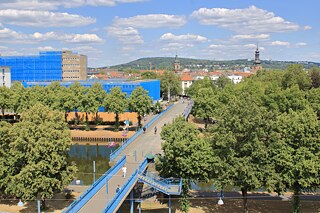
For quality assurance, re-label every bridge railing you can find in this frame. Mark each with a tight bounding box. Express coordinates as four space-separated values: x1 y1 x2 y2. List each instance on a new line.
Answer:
103 158 148 213
63 155 126 213
139 171 182 195
183 100 194 119
110 104 174 161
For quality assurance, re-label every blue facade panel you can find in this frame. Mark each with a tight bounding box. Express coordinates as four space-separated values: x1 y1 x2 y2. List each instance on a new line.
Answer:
0 51 62 82
22 79 161 101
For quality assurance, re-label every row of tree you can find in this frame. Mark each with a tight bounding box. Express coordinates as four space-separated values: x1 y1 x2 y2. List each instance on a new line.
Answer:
0 104 76 209
0 82 154 130
156 65 320 213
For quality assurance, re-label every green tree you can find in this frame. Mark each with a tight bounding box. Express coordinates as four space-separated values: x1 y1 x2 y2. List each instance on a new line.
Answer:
69 82 86 125
128 86 152 127
0 121 13 192
156 116 214 212
141 71 158 79
104 87 128 131
90 83 106 124
187 77 215 98
269 108 320 213
4 104 77 209
310 66 320 88
215 76 232 89
0 86 11 116
160 71 181 100
282 64 311 90
78 87 98 130
192 87 217 129
10 82 28 118
211 91 273 213
307 88 320 119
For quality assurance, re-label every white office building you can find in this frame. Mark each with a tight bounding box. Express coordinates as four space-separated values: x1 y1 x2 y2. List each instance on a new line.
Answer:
0 66 11 87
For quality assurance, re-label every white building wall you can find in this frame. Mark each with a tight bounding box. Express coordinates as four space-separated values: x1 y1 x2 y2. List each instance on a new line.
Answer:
181 80 193 95
227 75 243 84
0 66 11 88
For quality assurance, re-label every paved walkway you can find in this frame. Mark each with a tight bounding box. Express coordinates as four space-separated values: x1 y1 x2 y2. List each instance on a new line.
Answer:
78 101 188 213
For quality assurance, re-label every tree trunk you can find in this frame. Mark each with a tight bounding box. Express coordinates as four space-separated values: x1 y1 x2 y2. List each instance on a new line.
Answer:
65 112 68 123
241 187 248 213
204 117 208 129
41 198 46 210
138 113 141 127
1 108 4 117
115 113 120 131
85 112 89 130
293 185 301 213
95 111 99 125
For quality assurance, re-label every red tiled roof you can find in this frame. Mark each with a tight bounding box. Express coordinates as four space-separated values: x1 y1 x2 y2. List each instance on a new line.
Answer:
180 75 193 81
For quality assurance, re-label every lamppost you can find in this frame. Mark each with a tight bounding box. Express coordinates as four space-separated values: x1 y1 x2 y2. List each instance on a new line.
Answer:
217 189 224 205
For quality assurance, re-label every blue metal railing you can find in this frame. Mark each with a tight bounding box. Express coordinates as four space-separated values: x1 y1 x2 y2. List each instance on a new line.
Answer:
103 158 148 213
110 104 174 161
103 169 138 213
183 100 193 118
139 171 182 195
63 155 126 213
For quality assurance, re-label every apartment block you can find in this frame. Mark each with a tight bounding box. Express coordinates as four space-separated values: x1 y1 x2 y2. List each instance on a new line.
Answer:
62 50 87 81
0 66 11 87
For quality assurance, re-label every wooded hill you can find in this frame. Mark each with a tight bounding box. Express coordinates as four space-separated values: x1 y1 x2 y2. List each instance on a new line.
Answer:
98 57 320 71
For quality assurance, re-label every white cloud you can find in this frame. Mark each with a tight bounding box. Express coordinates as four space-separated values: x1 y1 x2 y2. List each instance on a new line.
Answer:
113 14 186 28
160 33 208 43
191 6 300 34
295 42 307 47
304 25 312 30
37 46 56 52
271 41 290 46
0 9 95 27
232 34 270 40
0 0 147 10
0 25 103 44
107 26 143 44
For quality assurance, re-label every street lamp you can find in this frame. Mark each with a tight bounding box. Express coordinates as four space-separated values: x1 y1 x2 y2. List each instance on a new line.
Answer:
217 189 224 205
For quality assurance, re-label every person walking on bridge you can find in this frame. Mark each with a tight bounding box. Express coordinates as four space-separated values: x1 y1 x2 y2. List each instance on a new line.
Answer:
154 126 157 135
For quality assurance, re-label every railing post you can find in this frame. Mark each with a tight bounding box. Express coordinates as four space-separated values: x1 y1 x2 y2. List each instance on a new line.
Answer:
93 161 96 184
130 189 134 213
168 195 171 213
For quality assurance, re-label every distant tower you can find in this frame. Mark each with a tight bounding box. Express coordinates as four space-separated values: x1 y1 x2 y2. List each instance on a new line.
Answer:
251 44 262 73
173 54 181 72
254 44 261 65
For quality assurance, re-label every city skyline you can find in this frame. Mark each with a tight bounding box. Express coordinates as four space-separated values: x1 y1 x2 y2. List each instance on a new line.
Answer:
0 0 319 67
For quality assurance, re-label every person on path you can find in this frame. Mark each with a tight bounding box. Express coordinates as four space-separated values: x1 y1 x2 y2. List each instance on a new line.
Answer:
154 126 157 135
116 185 121 193
143 126 146 133
122 165 127 178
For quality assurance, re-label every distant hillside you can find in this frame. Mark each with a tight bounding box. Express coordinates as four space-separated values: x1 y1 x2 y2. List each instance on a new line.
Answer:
102 57 320 71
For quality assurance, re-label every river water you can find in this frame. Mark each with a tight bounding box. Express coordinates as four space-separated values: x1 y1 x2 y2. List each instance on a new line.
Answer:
69 143 117 185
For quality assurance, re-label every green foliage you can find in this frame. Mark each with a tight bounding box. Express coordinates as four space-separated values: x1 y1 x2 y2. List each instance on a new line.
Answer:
282 64 311 90
192 87 217 128
269 108 320 212
310 66 320 88
215 76 232 89
187 77 215 98
141 71 158 79
1 104 76 208
128 86 152 127
160 71 182 99
0 86 11 116
104 87 128 130
156 116 214 211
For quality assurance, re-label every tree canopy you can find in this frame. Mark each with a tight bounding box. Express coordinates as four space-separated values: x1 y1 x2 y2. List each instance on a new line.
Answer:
0 103 77 209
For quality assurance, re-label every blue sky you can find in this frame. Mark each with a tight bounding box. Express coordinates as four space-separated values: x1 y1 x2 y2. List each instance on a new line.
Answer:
0 0 319 67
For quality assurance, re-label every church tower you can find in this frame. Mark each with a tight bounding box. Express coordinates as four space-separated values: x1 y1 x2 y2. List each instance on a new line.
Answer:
254 44 261 65
251 44 262 73
173 54 181 72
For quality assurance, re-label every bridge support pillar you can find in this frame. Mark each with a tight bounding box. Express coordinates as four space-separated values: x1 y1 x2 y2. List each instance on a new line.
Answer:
130 189 134 213
168 195 171 213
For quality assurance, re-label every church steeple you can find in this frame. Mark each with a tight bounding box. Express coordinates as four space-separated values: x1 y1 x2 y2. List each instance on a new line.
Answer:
254 43 261 65
173 54 181 72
